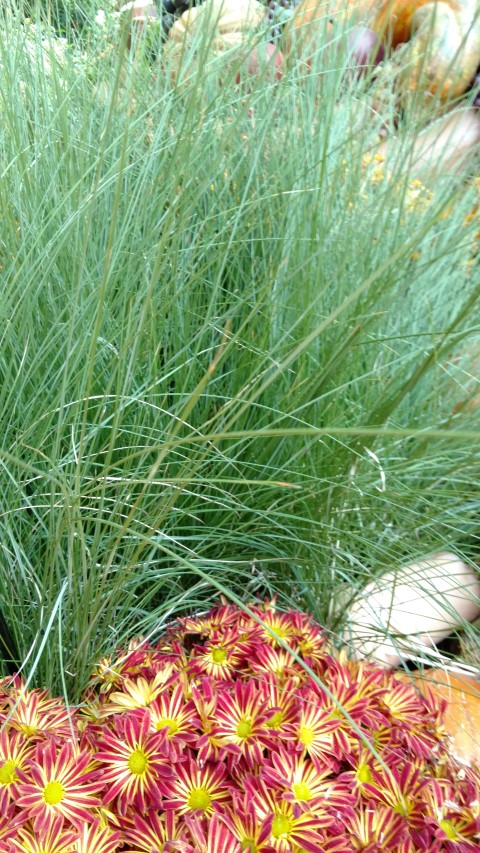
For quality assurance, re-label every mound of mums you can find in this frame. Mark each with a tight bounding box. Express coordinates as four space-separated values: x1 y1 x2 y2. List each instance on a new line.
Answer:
1 599 480 853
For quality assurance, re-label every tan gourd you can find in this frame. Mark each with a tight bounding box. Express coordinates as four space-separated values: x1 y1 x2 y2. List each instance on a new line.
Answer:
344 552 480 668
375 108 480 181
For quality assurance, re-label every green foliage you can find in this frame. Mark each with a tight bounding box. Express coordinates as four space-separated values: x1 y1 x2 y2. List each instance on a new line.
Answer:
11 0 113 33
0 10 479 697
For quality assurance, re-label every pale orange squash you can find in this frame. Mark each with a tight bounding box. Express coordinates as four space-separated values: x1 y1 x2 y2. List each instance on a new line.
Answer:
283 0 378 57
400 668 480 766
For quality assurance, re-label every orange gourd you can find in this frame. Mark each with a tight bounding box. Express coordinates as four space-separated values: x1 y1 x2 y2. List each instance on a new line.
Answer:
374 0 443 47
285 0 480 101
400 668 480 766
385 0 480 101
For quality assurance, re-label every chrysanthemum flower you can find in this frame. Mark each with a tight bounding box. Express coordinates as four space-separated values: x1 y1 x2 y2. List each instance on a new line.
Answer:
100 670 177 715
94 710 173 814
260 676 300 742
293 616 328 669
312 672 389 753
147 683 200 756
337 743 385 795
250 609 299 649
190 678 230 765
88 639 180 701
186 812 242 853
245 778 333 853
380 679 444 758
211 681 273 767
16 740 103 834
0 803 28 847
123 808 185 853
189 629 252 682
421 779 480 849
362 762 430 831
176 601 248 637
89 642 152 696
344 805 406 851
220 793 275 853
162 758 231 816
294 692 342 761
261 747 355 815
0 729 34 812
7 816 78 853
6 689 75 741
250 645 306 684
76 820 123 853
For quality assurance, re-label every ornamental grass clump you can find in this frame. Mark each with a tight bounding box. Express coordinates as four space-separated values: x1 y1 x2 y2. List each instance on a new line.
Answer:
1 602 480 853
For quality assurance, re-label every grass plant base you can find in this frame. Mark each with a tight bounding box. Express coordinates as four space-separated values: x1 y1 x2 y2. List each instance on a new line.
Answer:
1 600 480 853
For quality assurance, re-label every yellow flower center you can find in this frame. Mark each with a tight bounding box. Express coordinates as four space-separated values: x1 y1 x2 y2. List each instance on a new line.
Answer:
236 719 252 739
156 718 179 736
269 624 288 640
20 724 37 737
43 780 64 805
127 749 148 776
187 787 212 812
292 782 312 801
356 764 373 784
0 760 18 786
266 710 283 729
211 648 227 665
271 814 293 839
439 820 458 840
299 725 314 747
393 798 410 818
241 840 258 853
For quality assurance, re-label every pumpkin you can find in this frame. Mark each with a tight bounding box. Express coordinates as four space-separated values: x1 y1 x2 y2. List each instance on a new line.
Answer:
283 0 379 59
399 668 480 766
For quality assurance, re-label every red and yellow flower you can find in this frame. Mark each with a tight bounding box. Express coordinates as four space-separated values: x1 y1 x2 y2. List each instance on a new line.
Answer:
260 676 300 742
249 646 305 684
261 747 355 815
0 729 34 812
6 689 75 741
189 628 252 682
16 740 103 834
294 692 342 761
162 758 231 816
94 711 173 814
362 762 430 831
124 807 185 853
250 609 300 649
186 812 242 853
220 792 276 853
344 805 406 851
245 778 333 853
211 681 273 767
99 669 177 716
76 820 123 853
7 815 78 853
147 682 200 755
